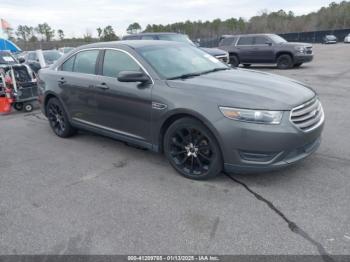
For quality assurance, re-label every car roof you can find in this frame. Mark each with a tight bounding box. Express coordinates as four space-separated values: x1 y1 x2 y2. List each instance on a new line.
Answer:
222 33 277 38
124 32 182 36
27 50 61 53
74 40 186 51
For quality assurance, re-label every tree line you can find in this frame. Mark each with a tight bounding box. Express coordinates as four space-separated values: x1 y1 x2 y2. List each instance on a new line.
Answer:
5 1 350 44
5 21 143 43
143 1 350 39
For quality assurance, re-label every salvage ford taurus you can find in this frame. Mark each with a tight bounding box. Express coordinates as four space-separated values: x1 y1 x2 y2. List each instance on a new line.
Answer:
37 41 324 180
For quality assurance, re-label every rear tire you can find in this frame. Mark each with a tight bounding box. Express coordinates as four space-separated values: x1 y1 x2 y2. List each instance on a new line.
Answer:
23 103 33 112
164 117 223 180
229 54 239 67
13 102 23 111
46 97 76 138
276 54 293 69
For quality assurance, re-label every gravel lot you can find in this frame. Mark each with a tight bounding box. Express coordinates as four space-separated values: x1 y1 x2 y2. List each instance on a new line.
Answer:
0 44 349 256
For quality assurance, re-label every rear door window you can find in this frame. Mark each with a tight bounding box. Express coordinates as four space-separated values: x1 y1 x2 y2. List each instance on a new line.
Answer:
219 37 236 46
73 50 99 74
237 37 253 45
141 35 155 40
254 36 268 45
124 35 139 40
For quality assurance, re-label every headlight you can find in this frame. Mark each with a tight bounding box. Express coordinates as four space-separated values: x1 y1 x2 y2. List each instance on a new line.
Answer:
295 46 306 53
219 107 283 124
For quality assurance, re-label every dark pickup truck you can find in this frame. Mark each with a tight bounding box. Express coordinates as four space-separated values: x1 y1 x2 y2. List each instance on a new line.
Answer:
218 34 313 69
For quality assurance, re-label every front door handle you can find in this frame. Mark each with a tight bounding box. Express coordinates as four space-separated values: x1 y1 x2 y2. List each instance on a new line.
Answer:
57 78 66 85
95 83 109 90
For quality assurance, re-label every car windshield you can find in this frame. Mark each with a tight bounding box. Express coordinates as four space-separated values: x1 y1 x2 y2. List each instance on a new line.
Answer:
138 44 229 80
269 35 287 44
43 51 62 62
0 52 17 64
158 34 195 46
61 47 74 53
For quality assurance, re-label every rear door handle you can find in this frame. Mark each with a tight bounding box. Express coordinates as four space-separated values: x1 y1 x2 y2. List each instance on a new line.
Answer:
95 83 109 90
57 78 66 84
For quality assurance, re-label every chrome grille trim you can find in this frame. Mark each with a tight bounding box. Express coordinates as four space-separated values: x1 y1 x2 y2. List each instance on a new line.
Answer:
306 46 313 54
290 98 324 132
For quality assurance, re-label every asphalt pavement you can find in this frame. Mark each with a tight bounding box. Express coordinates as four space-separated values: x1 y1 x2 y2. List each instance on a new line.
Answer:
0 44 349 256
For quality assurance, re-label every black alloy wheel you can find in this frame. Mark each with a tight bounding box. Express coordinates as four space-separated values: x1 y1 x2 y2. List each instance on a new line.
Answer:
46 98 76 138
164 117 222 180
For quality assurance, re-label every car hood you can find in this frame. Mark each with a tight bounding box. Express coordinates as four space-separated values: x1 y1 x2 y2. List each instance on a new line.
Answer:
280 42 312 48
166 69 315 110
200 47 228 56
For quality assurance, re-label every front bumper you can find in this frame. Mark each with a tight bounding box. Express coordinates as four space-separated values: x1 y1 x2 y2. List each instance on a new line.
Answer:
224 137 321 173
294 54 313 64
215 110 324 174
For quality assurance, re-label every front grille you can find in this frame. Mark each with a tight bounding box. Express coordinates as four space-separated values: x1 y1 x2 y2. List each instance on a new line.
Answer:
290 98 324 132
306 46 312 54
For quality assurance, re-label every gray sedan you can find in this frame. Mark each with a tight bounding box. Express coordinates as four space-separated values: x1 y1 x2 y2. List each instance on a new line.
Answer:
38 41 324 179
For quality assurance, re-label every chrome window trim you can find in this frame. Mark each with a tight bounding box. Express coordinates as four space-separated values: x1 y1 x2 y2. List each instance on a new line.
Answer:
55 47 154 85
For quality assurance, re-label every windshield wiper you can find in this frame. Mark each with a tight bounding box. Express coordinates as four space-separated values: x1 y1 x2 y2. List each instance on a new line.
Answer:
167 72 201 80
200 67 231 75
167 67 230 80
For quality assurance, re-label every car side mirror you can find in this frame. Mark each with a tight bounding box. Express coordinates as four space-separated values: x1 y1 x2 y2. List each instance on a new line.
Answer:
117 71 151 83
18 57 25 63
266 42 273 46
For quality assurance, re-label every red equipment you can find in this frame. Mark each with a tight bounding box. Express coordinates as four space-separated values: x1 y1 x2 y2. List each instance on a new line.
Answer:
0 97 12 113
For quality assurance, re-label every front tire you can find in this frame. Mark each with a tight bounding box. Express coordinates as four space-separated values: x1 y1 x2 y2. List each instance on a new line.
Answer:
229 54 240 68
46 97 76 138
276 54 293 69
164 117 223 180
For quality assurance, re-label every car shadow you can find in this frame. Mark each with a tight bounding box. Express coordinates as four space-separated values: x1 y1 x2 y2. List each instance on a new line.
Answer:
224 161 309 187
237 65 310 71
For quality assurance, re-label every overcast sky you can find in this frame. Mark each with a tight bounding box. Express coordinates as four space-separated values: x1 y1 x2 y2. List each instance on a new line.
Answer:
0 0 342 38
